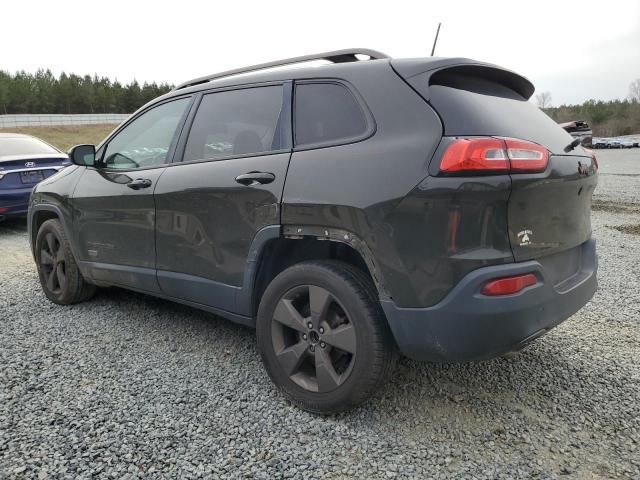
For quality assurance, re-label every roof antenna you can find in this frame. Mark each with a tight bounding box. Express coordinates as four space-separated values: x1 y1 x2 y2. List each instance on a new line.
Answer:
430 22 442 56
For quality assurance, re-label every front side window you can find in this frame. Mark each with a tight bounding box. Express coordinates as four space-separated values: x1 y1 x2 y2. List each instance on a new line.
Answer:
102 97 190 169
294 82 368 147
183 86 286 162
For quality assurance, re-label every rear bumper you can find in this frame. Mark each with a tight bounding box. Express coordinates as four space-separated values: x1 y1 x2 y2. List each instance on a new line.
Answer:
381 239 597 362
0 187 33 219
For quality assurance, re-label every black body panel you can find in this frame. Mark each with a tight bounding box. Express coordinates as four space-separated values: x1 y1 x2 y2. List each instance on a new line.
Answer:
282 61 444 306
154 153 290 303
507 154 597 261
72 167 166 292
380 174 513 307
28 166 85 249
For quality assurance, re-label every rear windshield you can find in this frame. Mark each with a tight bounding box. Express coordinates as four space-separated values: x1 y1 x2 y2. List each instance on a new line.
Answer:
0 137 59 156
429 74 575 155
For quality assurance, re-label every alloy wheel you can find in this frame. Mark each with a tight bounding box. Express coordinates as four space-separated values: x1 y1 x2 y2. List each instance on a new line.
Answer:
271 285 357 393
39 232 66 294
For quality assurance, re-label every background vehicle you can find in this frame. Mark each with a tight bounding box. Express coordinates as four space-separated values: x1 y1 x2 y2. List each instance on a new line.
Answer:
620 138 634 148
559 120 592 148
607 139 622 148
0 133 70 221
28 49 598 413
592 138 607 149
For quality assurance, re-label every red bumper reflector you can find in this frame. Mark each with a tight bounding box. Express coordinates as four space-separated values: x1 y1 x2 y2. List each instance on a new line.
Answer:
0 207 8 213
481 273 537 296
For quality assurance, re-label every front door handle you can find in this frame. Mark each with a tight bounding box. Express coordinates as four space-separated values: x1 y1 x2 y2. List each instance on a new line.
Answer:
235 171 275 186
127 178 152 190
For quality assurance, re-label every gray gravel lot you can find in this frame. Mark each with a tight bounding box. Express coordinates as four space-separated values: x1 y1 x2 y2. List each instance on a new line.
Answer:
1 149 639 479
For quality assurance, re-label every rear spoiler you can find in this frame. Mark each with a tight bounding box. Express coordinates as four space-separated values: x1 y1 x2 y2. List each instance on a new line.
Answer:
391 57 535 100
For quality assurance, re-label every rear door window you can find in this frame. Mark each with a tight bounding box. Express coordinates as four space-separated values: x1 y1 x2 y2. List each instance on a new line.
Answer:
294 82 369 147
182 85 287 162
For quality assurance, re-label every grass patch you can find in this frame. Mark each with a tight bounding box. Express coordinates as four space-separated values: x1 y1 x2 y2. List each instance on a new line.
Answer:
0 124 118 151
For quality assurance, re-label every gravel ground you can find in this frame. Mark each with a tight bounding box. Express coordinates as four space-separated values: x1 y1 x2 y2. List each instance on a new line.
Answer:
593 148 640 205
1 150 639 479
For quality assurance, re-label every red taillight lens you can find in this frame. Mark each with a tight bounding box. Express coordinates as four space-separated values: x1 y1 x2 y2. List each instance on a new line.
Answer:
440 138 549 174
440 138 509 173
481 273 537 296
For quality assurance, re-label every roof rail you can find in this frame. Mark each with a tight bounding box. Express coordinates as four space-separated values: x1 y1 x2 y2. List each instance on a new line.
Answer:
174 48 390 90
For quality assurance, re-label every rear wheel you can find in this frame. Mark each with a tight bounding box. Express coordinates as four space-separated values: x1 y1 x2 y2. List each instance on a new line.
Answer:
35 219 96 305
257 260 396 414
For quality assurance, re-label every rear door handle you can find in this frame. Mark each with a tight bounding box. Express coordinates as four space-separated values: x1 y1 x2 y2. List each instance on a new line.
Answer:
127 178 152 190
235 171 275 186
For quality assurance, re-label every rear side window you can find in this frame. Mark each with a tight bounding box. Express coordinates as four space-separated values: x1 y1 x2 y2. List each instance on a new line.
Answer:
294 83 368 147
183 86 286 162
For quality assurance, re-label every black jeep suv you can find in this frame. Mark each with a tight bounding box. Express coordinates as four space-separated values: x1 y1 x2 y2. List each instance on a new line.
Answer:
28 49 598 413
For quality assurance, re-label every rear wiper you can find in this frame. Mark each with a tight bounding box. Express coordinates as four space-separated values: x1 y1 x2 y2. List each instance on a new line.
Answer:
564 138 581 153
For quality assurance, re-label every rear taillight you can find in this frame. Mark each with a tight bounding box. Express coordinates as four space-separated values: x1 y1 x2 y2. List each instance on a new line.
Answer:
440 138 509 173
506 140 548 172
440 138 549 174
481 273 537 296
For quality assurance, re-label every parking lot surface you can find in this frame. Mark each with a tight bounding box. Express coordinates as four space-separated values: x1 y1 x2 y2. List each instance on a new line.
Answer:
1 150 639 479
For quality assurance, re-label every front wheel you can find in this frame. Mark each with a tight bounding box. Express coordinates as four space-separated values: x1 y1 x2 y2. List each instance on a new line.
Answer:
35 219 96 305
256 260 397 414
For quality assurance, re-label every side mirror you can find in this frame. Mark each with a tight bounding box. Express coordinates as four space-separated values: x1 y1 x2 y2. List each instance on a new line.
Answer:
68 144 96 166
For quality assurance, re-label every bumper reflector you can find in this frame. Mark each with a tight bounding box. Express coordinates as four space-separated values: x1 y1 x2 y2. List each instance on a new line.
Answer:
481 273 537 296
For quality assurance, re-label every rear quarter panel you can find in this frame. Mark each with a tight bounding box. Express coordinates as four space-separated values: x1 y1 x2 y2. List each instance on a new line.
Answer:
282 62 445 306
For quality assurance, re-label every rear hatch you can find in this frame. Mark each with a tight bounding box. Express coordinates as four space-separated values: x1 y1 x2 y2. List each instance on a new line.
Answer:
393 60 597 265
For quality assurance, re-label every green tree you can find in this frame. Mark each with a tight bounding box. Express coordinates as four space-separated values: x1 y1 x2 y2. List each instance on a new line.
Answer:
0 69 174 115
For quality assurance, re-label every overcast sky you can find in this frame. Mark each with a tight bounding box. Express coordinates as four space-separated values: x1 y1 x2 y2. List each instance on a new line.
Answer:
2 0 638 106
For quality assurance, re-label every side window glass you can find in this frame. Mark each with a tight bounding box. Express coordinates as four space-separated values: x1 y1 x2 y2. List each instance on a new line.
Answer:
294 83 368 147
183 86 285 162
102 98 190 169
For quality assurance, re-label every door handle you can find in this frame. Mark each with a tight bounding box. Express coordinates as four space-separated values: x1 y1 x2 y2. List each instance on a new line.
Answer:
235 171 275 186
127 178 152 190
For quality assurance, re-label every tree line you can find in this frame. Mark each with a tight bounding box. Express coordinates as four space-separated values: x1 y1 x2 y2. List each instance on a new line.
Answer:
538 80 640 137
544 100 640 137
0 69 173 115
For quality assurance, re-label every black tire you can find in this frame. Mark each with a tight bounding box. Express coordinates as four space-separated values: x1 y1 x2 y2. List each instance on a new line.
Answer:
256 260 397 414
35 219 96 305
